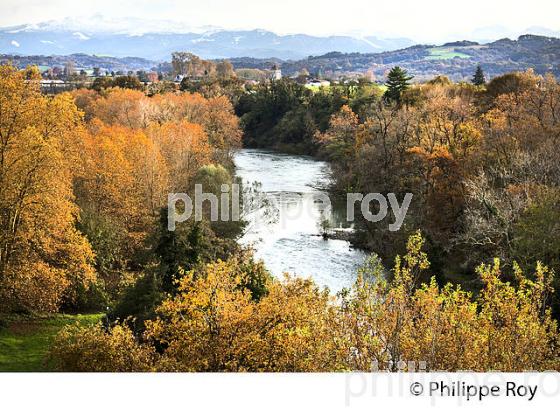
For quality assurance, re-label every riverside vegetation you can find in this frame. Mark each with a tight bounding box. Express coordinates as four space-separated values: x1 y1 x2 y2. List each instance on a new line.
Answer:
1 62 560 371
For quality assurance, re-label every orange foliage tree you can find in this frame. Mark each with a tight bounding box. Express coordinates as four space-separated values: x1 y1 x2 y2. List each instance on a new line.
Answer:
75 121 168 271
146 120 211 192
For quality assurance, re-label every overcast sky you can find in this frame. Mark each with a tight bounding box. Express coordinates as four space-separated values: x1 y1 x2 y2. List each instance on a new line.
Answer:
0 0 558 41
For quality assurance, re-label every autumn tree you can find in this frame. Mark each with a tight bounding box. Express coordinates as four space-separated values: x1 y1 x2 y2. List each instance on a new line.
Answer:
0 65 95 312
48 322 156 371
340 232 560 371
314 105 359 169
215 60 235 80
50 232 560 372
171 52 216 78
171 52 196 76
201 96 243 164
484 70 538 103
146 120 211 192
75 121 168 279
88 88 147 128
144 259 338 371
71 88 99 121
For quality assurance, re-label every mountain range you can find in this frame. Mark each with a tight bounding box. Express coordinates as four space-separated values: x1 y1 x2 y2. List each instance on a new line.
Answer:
0 17 415 60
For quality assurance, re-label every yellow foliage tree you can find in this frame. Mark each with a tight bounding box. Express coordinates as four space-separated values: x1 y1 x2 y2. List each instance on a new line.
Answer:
48 322 156 371
89 88 147 128
0 65 95 312
145 260 340 371
49 233 560 372
341 232 560 371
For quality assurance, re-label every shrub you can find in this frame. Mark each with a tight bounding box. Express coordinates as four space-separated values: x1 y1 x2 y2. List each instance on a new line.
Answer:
48 323 156 371
49 233 560 372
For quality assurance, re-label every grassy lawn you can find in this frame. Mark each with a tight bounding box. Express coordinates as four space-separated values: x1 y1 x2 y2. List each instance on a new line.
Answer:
0 313 103 372
425 47 471 60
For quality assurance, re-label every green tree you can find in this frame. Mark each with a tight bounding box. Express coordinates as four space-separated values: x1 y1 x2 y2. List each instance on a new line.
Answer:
384 66 413 104
91 76 114 92
112 75 144 90
472 65 486 86
154 209 211 293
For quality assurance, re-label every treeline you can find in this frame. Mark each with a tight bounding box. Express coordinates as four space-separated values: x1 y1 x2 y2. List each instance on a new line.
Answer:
236 78 383 153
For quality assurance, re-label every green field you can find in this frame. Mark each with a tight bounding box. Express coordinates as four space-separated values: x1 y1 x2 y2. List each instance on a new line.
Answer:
0 313 103 371
305 83 331 91
425 47 471 60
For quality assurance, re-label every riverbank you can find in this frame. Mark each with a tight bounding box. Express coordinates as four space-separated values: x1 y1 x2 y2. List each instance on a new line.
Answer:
242 136 323 157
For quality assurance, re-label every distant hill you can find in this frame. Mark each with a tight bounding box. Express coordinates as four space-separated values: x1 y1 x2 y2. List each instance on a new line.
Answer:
0 53 158 72
2 34 559 82
0 22 414 60
237 35 560 81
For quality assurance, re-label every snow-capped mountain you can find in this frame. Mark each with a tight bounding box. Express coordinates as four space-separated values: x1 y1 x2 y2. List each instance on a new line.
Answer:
0 16 414 60
3 15 218 36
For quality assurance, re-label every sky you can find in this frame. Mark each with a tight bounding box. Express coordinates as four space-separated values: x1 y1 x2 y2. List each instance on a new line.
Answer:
0 0 559 42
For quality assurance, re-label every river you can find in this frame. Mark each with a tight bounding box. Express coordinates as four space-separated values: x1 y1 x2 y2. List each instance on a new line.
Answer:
234 148 367 292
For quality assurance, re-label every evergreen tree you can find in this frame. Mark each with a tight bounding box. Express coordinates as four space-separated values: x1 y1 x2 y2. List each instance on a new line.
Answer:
384 66 413 104
154 208 210 293
472 65 486 86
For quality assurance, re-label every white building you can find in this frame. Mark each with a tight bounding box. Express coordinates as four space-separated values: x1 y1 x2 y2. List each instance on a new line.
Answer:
306 79 330 88
272 67 282 81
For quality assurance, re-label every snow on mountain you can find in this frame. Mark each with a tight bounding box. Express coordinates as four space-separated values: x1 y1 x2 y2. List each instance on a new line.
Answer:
15 15 217 36
0 17 415 60
6 16 554 61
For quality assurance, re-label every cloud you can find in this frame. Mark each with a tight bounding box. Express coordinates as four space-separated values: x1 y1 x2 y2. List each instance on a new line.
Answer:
11 40 20 47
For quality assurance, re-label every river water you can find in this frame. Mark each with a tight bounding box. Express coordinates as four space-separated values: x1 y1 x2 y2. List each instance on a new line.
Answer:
234 149 367 292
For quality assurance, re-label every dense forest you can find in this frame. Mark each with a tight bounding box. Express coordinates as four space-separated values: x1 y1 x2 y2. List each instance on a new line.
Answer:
1 63 560 371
